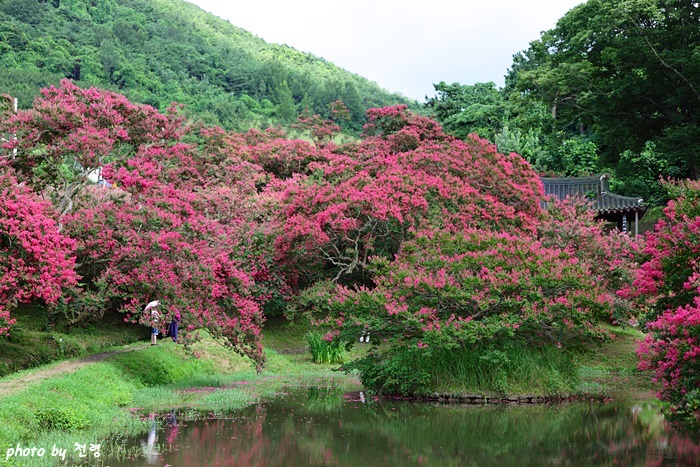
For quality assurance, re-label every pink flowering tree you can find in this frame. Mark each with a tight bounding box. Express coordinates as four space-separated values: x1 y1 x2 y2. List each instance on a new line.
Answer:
274 105 544 289
0 79 181 221
0 170 77 335
314 228 619 394
60 123 281 369
278 106 646 394
0 82 284 370
292 100 348 147
632 179 700 426
538 199 643 325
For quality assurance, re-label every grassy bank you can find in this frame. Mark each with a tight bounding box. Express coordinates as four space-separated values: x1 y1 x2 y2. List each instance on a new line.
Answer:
429 325 656 398
343 327 655 399
0 306 144 378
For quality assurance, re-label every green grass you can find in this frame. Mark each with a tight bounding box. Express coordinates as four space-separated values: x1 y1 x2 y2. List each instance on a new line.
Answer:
0 306 145 378
427 345 579 396
261 316 314 352
573 325 657 397
0 362 148 466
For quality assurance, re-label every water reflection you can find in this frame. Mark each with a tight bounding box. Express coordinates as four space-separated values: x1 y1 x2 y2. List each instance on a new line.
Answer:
139 413 158 464
113 388 700 466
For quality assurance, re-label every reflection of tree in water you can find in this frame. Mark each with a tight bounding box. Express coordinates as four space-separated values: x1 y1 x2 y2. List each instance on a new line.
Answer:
131 391 700 466
345 399 700 466
160 405 269 466
305 386 346 413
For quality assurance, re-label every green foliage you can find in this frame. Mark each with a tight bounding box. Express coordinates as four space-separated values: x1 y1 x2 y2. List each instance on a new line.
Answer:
557 138 599 177
612 141 682 205
426 81 505 140
508 0 700 181
429 345 578 395
345 346 431 395
428 1 700 192
344 343 577 396
494 123 547 166
307 331 345 365
48 287 109 327
34 406 87 431
0 0 418 130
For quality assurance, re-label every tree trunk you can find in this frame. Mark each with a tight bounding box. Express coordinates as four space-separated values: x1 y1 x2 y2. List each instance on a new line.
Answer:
690 162 699 180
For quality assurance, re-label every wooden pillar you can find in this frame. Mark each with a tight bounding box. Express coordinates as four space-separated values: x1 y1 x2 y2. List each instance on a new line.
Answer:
12 97 17 158
635 211 638 237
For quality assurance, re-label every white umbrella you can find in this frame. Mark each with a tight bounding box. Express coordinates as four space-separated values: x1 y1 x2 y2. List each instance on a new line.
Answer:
144 300 160 311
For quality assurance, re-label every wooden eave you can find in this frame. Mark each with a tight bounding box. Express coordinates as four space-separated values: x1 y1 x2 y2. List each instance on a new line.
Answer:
540 174 647 219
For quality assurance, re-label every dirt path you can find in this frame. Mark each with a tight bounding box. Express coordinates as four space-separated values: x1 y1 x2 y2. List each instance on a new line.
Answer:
0 344 148 396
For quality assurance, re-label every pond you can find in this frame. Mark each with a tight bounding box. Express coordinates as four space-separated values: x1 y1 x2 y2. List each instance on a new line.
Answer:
110 387 700 466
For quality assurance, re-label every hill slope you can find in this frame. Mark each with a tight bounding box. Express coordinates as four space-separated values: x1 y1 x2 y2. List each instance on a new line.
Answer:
0 0 417 130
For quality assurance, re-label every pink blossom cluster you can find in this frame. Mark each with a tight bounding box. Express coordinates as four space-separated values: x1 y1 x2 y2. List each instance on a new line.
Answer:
273 104 544 286
632 179 700 425
322 227 623 353
0 172 77 335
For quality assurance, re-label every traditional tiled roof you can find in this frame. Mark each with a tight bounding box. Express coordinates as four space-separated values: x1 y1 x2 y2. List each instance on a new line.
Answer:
540 174 647 216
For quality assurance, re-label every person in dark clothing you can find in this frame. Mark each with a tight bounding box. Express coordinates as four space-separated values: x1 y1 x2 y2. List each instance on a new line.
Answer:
168 312 180 343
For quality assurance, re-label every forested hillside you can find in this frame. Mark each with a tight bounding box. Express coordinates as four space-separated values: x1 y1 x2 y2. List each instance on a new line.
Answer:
0 0 416 131
426 0 699 205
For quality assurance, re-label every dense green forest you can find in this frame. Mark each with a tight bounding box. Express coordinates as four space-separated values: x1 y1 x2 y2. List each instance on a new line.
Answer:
427 0 699 205
0 0 417 131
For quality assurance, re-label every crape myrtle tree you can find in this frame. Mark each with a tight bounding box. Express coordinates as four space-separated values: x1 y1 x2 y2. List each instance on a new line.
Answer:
0 81 288 370
0 92 78 336
0 80 177 223
273 105 543 289
629 180 700 427
0 170 78 336
311 201 641 395
274 105 641 394
69 120 289 369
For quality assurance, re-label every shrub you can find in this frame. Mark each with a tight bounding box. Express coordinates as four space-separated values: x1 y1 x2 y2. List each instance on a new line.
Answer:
0 171 77 336
323 228 621 394
632 179 700 427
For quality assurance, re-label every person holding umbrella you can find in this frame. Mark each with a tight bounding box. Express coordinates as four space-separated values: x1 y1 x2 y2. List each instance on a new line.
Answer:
144 300 160 345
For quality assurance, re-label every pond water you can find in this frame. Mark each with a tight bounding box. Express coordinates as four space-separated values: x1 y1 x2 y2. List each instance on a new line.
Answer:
110 387 700 466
